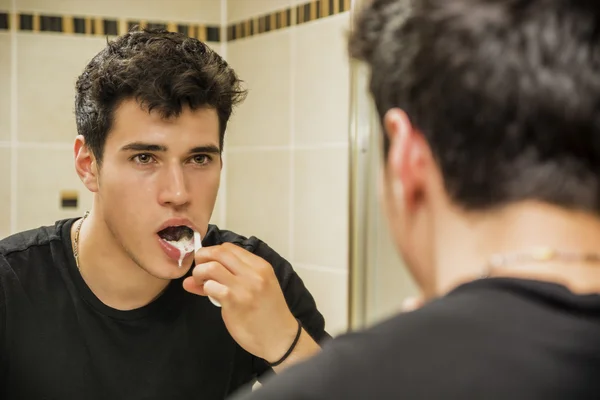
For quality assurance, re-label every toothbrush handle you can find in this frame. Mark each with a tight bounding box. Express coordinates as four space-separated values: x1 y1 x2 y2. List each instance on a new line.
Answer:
194 232 221 307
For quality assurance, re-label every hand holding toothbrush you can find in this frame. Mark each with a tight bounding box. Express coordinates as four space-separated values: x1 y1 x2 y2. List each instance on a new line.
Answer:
182 240 320 369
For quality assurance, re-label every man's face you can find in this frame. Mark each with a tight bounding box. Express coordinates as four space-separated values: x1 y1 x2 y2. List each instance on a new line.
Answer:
91 99 221 280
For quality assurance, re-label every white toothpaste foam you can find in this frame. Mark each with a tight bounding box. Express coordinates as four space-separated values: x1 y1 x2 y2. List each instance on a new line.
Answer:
165 237 195 268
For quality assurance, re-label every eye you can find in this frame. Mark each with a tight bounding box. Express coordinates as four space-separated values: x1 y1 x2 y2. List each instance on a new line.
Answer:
132 154 155 164
191 154 211 165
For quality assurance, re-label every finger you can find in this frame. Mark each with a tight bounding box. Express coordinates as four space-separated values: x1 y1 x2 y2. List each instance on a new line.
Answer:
182 276 206 296
195 245 249 276
203 280 229 304
218 242 264 265
192 261 236 286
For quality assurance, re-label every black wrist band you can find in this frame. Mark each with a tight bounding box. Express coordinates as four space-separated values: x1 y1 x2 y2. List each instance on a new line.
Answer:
269 318 303 367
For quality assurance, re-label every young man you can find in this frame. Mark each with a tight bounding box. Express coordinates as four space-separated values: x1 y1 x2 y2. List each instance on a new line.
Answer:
234 0 600 398
0 29 328 399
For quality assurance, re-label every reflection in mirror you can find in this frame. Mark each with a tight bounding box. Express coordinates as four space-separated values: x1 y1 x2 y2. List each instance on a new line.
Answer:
0 0 381 397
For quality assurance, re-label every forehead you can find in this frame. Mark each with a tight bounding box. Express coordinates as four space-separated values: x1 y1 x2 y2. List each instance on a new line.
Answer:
106 99 220 148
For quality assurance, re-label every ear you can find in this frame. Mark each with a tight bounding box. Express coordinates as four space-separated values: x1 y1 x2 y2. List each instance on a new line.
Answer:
74 135 100 193
383 108 430 211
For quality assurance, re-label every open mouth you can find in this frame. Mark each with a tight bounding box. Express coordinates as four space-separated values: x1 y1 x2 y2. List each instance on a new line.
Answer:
158 225 195 267
158 225 194 242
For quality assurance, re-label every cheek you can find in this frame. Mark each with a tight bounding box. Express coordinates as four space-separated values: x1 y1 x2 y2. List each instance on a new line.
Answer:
99 164 153 205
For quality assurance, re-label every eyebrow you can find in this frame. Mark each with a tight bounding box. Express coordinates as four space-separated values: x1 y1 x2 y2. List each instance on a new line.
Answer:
120 142 221 154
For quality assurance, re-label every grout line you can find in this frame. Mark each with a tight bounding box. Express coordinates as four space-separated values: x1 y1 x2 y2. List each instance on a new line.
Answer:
295 142 349 150
226 142 349 153
288 2 297 263
9 0 17 234
294 263 349 274
15 142 73 149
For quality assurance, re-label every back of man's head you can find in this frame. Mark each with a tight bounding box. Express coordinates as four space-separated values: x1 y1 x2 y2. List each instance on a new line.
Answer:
350 0 600 213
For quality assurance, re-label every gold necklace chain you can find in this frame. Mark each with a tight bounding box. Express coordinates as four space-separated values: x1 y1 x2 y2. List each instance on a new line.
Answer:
73 211 90 270
482 247 600 278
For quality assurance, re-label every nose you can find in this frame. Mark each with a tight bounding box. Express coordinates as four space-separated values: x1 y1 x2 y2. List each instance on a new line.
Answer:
158 164 191 208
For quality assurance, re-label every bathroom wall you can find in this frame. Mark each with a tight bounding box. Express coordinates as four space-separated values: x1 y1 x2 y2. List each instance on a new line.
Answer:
224 0 351 335
0 0 352 336
0 0 223 238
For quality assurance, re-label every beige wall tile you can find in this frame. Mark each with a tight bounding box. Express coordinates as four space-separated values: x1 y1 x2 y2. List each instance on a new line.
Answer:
225 149 291 259
294 13 350 145
293 147 348 269
16 0 221 25
17 34 106 143
0 0 10 10
226 30 291 147
0 148 10 239
227 0 290 23
0 33 11 143
294 265 348 336
210 187 225 227
16 146 92 231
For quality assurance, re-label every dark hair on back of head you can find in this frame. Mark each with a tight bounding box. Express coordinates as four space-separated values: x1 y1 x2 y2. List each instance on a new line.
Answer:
75 27 247 163
350 0 600 213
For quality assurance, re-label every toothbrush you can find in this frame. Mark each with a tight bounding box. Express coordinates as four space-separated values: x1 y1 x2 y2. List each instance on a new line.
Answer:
194 231 222 307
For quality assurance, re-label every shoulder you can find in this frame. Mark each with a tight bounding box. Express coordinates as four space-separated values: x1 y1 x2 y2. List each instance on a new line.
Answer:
234 283 534 399
0 219 72 275
0 222 60 258
206 225 281 256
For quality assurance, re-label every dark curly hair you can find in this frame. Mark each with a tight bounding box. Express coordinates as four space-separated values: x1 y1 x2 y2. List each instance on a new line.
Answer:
350 0 600 213
75 28 247 163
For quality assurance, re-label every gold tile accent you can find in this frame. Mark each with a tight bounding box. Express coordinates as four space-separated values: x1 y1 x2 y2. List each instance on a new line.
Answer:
333 0 340 14
60 190 78 198
197 24 206 41
245 19 251 37
321 0 330 17
32 13 40 32
343 0 351 12
259 15 265 33
310 1 317 21
270 12 276 30
93 17 103 35
63 15 74 33
280 9 288 28
139 19 147 29
10 13 17 31
84 17 92 34
120 19 129 35
297 5 304 24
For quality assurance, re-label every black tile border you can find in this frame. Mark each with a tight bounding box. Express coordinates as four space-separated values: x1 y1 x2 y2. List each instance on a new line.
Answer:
227 0 350 42
0 11 221 42
0 12 9 30
0 0 350 41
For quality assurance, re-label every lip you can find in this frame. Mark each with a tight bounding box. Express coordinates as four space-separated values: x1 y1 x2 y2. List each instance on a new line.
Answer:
158 236 195 263
157 217 199 234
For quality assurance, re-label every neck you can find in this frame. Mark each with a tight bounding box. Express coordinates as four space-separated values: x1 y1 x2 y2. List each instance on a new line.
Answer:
435 201 600 296
72 207 170 310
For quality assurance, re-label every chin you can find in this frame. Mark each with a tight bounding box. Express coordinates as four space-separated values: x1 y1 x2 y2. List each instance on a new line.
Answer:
143 260 193 281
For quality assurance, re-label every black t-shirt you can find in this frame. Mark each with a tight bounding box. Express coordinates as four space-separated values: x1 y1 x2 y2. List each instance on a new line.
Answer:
233 278 600 400
0 218 329 399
